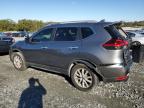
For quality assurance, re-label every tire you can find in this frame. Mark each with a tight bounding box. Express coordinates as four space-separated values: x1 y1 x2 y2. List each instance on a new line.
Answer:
11 52 27 71
132 41 141 47
70 64 99 91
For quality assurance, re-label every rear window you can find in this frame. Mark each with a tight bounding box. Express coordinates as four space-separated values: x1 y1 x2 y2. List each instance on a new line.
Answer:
105 25 127 38
81 27 94 39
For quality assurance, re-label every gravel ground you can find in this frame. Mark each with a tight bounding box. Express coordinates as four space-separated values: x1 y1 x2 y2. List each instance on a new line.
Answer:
0 54 144 108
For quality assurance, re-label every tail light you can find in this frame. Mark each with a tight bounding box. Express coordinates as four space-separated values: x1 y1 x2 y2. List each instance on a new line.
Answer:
103 38 128 50
116 75 128 81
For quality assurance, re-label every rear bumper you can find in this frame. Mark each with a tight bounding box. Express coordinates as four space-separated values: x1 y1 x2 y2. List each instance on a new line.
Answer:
98 61 132 82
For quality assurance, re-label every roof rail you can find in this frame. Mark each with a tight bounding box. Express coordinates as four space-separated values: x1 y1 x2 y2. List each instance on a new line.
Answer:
59 20 97 24
45 20 98 26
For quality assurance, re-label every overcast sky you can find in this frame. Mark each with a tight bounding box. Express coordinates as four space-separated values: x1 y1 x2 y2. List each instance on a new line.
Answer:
0 0 144 22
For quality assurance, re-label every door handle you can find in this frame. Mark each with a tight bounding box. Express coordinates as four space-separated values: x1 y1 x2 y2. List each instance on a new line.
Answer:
68 46 79 50
41 46 48 49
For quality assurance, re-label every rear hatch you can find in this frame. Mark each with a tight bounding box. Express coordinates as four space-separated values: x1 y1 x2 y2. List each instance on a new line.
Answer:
104 23 132 65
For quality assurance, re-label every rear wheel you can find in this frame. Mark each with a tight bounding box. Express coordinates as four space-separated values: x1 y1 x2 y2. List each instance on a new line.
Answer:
11 52 27 71
71 64 99 91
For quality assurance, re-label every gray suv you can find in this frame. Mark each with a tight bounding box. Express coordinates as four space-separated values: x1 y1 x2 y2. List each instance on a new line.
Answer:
9 21 132 91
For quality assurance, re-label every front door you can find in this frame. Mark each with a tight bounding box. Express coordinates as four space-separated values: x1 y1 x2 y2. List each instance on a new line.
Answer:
22 28 54 65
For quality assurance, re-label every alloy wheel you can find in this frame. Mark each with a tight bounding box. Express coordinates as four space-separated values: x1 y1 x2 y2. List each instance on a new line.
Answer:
74 68 93 88
13 55 22 69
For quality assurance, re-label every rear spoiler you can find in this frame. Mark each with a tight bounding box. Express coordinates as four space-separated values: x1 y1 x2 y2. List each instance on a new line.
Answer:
104 21 124 27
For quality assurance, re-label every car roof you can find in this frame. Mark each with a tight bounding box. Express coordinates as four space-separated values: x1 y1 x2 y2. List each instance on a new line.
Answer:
45 21 118 28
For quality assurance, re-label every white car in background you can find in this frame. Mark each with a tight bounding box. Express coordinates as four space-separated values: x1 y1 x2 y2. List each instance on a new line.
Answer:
126 31 144 45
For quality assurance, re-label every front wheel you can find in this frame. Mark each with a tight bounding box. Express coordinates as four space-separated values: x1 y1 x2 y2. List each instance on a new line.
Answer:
71 64 99 91
11 52 27 71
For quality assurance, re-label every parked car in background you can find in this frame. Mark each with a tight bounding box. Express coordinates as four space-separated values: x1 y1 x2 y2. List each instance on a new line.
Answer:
126 31 144 45
11 32 21 37
10 21 132 91
3 31 28 42
11 31 28 37
0 32 15 53
126 31 144 63
139 30 144 35
4 31 28 37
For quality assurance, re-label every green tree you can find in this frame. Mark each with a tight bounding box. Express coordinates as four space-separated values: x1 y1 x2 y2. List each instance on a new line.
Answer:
0 19 16 31
1 19 143 32
17 19 44 32
122 21 144 27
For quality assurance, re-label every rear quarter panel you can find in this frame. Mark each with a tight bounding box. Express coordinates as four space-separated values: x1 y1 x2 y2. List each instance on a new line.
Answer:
80 25 124 65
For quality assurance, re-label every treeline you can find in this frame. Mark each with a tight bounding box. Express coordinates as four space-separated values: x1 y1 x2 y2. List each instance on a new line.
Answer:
0 19 144 32
122 21 144 27
0 19 55 32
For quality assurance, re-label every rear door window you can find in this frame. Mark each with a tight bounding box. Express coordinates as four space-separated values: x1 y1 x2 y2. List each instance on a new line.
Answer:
81 27 94 39
54 27 78 41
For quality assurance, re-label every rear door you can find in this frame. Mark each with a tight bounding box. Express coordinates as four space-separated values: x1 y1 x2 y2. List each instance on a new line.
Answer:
46 27 81 69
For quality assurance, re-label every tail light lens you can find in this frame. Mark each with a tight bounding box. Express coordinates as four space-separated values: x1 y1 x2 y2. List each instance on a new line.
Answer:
103 38 128 50
116 75 128 81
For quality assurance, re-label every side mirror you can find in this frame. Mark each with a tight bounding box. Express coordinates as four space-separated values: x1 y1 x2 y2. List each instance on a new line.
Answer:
25 35 31 43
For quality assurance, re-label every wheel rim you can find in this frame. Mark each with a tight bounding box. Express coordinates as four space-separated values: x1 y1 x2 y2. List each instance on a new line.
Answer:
74 68 93 88
13 55 22 69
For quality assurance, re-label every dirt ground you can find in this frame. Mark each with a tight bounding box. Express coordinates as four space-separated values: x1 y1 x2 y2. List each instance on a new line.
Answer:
0 54 144 108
